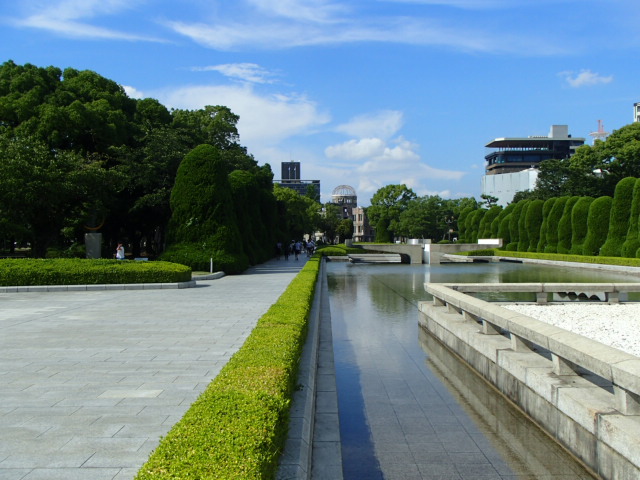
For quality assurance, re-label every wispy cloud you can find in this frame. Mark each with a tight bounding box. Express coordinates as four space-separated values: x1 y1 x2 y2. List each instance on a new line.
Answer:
192 63 279 84
559 69 614 88
11 0 164 42
164 0 565 54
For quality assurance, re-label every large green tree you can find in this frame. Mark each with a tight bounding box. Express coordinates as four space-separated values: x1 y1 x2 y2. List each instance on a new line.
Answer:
367 184 417 241
0 134 118 256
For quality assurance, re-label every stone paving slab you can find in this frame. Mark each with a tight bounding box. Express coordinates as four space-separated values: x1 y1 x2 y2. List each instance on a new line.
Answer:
0 258 305 479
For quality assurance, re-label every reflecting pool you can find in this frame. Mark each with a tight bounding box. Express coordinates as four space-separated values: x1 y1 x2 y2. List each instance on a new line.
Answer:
327 261 632 479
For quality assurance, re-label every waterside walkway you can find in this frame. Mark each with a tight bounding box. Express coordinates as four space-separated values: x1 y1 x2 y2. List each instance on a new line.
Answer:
0 258 307 480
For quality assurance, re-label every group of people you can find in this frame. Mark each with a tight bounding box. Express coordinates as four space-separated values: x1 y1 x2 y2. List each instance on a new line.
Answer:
276 239 315 261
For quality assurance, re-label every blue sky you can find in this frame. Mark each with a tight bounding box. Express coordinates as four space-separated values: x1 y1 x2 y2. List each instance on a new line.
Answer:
1 0 639 205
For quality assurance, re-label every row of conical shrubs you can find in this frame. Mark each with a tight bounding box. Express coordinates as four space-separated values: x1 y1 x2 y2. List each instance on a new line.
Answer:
458 177 640 257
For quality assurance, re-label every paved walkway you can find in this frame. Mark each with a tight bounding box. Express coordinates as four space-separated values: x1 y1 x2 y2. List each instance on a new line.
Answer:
0 258 306 480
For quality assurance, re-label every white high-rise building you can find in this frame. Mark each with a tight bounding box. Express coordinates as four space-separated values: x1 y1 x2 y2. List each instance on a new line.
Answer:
634 102 640 123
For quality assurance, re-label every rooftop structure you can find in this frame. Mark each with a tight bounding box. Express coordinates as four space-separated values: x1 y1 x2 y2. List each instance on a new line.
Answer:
635 102 640 123
331 185 357 218
484 125 584 176
275 161 320 202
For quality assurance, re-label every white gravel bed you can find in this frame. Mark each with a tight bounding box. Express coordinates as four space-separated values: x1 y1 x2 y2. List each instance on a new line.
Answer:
501 303 640 357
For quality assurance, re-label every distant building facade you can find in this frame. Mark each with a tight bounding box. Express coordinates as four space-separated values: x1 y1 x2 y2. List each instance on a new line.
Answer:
274 161 320 202
482 125 584 206
635 102 640 123
352 206 374 242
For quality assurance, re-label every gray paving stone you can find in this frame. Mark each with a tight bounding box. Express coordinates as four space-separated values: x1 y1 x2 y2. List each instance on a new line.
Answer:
0 258 305 479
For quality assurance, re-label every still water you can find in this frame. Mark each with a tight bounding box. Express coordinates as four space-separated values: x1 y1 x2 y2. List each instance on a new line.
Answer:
327 261 635 480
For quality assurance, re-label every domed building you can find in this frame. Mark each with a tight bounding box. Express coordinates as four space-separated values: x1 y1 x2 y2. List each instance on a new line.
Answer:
331 185 357 218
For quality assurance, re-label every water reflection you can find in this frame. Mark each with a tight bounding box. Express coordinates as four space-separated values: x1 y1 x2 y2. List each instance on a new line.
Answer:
328 261 622 479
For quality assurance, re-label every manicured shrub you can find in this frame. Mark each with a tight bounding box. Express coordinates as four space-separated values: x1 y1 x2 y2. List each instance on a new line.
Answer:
582 196 613 256
569 197 594 255
517 201 530 252
165 144 249 273
478 205 502 239
544 196 568 253
135 256 321 480
507 200 527 251
467 209 486 243
0 258 191 286
160 241 249 274
536 198 556 252
457 206 474 243
623 178 640 257
601 177 636 257
556 196 580 254
497 213 512 248
525 199 544 252
492 203 515 239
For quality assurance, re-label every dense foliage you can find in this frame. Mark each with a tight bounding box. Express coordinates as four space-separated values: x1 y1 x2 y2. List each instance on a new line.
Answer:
0 60 313 272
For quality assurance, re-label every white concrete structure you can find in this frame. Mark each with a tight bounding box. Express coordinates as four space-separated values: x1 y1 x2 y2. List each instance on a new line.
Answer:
634 102 640 123
481 168 538 206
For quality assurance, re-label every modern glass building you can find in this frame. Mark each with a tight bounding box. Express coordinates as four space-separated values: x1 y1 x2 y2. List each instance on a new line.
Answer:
484 125 584 176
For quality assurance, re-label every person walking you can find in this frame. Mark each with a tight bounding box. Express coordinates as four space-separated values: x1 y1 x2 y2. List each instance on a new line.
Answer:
115 243 125 260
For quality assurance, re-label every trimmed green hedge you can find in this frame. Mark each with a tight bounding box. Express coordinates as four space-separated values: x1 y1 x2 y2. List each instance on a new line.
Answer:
455 248 640 267
557 196 580 254
135 256 321 480
536 198 556 252
525 199 543 252
622 178 640 258
0 259 191 286
569 197 594 255
159 241 249 275
600 177 636 257
583 196 613 256
544 196 568 254
317 245 363 256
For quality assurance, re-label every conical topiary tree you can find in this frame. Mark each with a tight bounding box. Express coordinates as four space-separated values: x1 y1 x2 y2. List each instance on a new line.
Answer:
517 201 530 252
582 196 613 256
164 144 248 273
622 178 640 257
557 196 580 254
525 199 544 252
600 177 636 257
536 198 556 252
507 200 527 251
544 196 568 253
569 197 594 255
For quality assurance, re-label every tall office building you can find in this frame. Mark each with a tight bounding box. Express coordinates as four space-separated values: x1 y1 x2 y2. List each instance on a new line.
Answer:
482 125 584 206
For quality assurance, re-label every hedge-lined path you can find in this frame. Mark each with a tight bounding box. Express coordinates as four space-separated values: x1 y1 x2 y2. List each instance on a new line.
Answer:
0 257 307 480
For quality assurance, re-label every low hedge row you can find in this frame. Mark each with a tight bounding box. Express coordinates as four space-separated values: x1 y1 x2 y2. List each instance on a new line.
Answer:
159 242 249 275
0 258 192 286
134 255 321 480
317 244 364 256
456 249 640 268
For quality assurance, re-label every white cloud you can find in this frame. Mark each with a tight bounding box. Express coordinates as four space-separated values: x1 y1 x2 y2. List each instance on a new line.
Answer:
192 63 279 84
324 131 466 200
12 0 163 41
122 85 145 99
325 138 387 160
247 0 348 23
153 83 330 147
335 111 404 140
560 69 613 88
